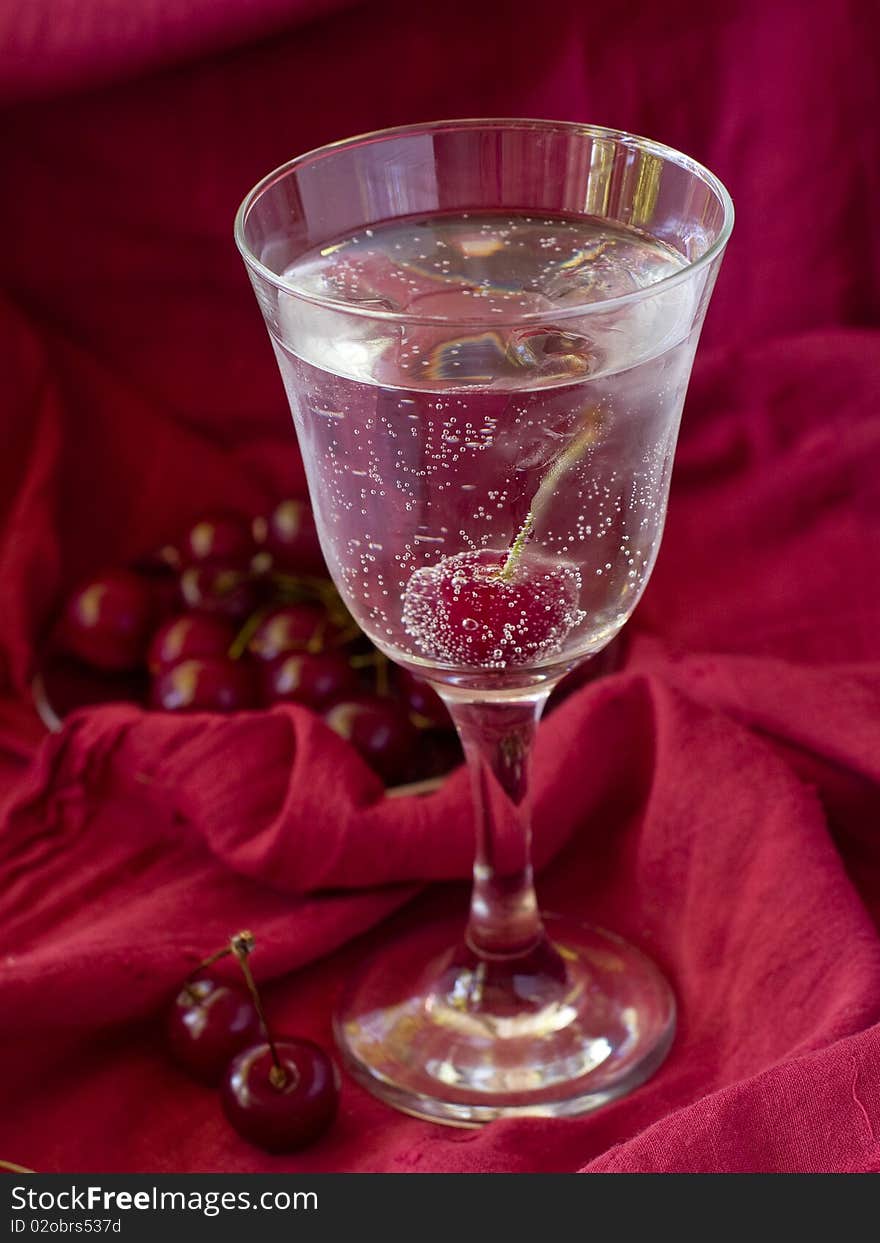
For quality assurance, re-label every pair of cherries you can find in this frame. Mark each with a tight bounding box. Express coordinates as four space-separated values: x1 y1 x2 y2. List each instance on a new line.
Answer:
167 932 339 1153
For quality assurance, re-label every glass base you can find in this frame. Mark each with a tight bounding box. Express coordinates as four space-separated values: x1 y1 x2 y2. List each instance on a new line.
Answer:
334 915 675 1126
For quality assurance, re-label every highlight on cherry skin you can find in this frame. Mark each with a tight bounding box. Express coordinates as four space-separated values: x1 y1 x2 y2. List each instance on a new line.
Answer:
166 975 262 1085
59 568 157 672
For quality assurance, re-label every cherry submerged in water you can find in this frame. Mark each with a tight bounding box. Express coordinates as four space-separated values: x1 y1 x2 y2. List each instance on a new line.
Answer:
401 548 582 668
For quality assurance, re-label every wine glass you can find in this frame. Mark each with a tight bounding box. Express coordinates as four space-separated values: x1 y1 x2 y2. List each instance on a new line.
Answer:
235 120 733 1125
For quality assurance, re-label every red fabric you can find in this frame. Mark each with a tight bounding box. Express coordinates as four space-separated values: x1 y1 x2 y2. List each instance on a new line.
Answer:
2 0 880 1174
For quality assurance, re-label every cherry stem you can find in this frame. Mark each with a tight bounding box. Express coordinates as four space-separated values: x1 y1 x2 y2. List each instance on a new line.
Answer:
228 607 272 661
499 404 604 581
196 945 233 971
229 931 287 1089
306 620 327 654
181 944 234 1000
499 511 535 581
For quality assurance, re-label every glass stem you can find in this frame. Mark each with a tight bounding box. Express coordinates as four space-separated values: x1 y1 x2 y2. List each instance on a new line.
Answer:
442 691 550 960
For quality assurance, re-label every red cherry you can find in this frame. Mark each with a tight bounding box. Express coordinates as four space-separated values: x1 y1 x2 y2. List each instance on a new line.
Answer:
261 651 358 709
59 569 157 672
147 614 236 674
401 548 582 667
167 976 262 1085
252 499 324 575
221 1039 339 1153
150 656 258 712
181 513 255 567
323 695 418 784
247 604 338 662
179 564 263 621
396 667 451 728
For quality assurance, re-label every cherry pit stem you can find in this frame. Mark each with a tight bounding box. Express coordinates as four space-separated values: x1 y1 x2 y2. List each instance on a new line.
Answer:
499 404 604 581
180 943 234 1003
228 608 272 661
196 945 233 972
230 931 290 1091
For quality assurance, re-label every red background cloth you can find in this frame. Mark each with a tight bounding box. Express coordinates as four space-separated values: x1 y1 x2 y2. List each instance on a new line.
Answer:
2 0 880 1173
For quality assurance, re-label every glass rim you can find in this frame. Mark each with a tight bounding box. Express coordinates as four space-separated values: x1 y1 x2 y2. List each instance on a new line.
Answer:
234 117 735 327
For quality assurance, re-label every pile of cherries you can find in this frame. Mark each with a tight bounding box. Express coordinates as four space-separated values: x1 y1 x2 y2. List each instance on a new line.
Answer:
51 499 458 787
168 931 339 1152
